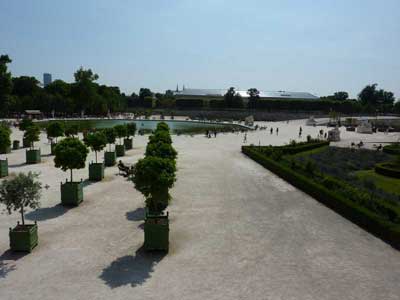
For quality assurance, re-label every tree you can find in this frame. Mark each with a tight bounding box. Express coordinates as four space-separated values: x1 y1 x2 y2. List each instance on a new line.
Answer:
0 55 13 115
103 128 116 151
0 172 42 225
247 88 260 109
65 124 79 137
19 118 33 131
224 87 236 108
0 126 11 155
54 137 89 182
126 122 137 137
84 131 107 163
46 122 64 143
72 67 99 114
149 130 172 145
145 142 177 160
333 91 349 101
114 125 127 144
132 156 176 214
139 88 153 100
24 124 40 149
155 122 169 132
358 84 395 108
12 76 41 97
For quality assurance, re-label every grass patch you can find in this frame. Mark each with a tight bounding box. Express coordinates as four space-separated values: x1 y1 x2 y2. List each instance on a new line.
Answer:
356 170 400 196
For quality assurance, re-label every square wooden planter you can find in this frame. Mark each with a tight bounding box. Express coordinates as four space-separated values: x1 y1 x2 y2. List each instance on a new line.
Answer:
61 180 83 206
89 162 104 181
0 159 8 178
116 144 125 157
26 149 41 164
124 138 133 150
144 211 169 252
13 140 20 150
104 151 116 167
9 222 38 252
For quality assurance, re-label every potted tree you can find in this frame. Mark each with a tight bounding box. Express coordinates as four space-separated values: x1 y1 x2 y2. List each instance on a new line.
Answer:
0 126 11 177
46 122 65 155
114 125 127 157
65 124 79 138
0 172 42 252
0 125 12 154
124 123 136 150
85 131 107 181
54 137 89 206
103 128 117 166
24 124 41 164
19 118 34 148
132 156 176 251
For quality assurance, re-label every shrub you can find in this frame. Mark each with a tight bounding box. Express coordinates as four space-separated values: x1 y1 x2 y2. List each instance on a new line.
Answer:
155 122 170 132
114 125 127 144
0 172 42 225
149 130 172 145
103 128 116 151
84 131 107 163
0 126 11 155
19 119 33 131
145 141 177 160
375 162 400 178
54 137 89 182
383 144 400 155
126 123 137 137
46 122 64 143
24 124 41 149
65 124 79 137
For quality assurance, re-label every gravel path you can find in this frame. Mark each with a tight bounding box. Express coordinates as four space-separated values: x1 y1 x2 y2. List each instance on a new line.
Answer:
0 120 399 300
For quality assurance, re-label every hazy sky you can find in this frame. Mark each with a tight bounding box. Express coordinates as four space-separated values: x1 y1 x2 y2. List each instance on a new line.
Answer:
1 0 399 98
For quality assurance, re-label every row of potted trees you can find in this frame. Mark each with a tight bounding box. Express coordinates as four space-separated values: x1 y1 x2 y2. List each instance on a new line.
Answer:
0 121 138 252
132 122 177 252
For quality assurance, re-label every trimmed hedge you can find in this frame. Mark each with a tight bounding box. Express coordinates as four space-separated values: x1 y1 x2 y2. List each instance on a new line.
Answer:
242 146 400 250
258 141 330 156
375 162 400 179
383 144 400 155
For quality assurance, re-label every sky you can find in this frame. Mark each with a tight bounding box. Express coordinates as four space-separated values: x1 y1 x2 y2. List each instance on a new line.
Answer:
1 0 399 98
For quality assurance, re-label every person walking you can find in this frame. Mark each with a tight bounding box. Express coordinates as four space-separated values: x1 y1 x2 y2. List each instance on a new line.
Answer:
243 133 247 143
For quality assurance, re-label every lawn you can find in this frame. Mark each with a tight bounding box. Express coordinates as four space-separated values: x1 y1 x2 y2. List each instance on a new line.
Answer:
356 170 400 196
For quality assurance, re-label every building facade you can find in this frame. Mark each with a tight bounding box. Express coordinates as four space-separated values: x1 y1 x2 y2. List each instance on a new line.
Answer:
43 73 52 87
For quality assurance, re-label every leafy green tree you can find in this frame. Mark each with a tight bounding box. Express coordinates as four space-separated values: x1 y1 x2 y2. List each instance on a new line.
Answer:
145 142 177 160
155 122 169 132
0 126 11 155
84 131 107 163
19 118 33 131
126 122 137 137
132 156 176 214
54 137 89 182
247 88 260 109
65 124 79 137
149 130 172 145
224 87 236 108
0 172 42 225
12 76 41 97
103 128 116 151
139 88 153 100
114 125 127 145
46 122 64 143
358 84 395 107
24 124 41 149
0 55 13 115
333 91 349 101
71 67 99 114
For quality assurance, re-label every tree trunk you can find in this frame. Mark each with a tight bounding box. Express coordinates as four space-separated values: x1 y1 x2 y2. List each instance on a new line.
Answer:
20 206 25 225
95 151 98 163
70 169 73 182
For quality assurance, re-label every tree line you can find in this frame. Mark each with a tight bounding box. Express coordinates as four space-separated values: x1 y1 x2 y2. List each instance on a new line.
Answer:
1 54 399 116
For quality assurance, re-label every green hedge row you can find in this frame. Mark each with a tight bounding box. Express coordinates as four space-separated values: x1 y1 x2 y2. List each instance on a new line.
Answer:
258 141 330 155
242 146 400 250
383 144 400 155
375 162 400 178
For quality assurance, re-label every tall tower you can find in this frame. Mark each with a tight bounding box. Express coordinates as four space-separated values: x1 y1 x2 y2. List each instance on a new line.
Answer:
43 73 52 87
176 84 179 92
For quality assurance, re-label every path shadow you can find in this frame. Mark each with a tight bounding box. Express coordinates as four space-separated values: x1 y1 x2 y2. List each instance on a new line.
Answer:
8 162 26 168
41 153 53 158
82 179 96 188
26 204 70 221
0 250 27 279
99 246 166 288
126 207 145 222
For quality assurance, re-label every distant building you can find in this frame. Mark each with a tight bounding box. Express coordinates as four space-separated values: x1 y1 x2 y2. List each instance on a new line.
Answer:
43 73 52 87
174 88 319 103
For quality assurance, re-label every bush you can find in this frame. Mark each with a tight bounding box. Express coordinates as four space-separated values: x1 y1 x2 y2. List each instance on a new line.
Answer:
54 137 89 182
84 131 107 163
155 122 169 132
149 130 172 145
103 128 116 151
383 144 400 155
0 126 11 155
65 124 79 137
19 119 33 131
375 162 400 178
23 124 40 149
145 141 177 160
46 122 64 142
126 123 137 137
114 125 127 144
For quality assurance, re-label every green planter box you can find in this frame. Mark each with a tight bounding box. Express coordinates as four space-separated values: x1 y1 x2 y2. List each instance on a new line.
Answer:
124 138 133 150
89 162 105 181
26 149 41 164
116 144 125 157
104 151 116 167
0 159 8 178
23 138 30 148
0 146 11 154
50 143 57 155
13 140 20 150
144 211 169 251
9 222 38 252
61 180 83 206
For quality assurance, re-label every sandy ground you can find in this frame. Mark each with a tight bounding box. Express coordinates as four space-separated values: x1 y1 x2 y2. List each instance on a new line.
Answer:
0 119 399 300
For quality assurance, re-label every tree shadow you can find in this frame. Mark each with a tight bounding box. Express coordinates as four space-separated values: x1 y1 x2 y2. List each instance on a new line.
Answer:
0 250 27 279
99 246 166 288
8 162 26 168
126 207 145 222
26 204 70 221
41 153 53 158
